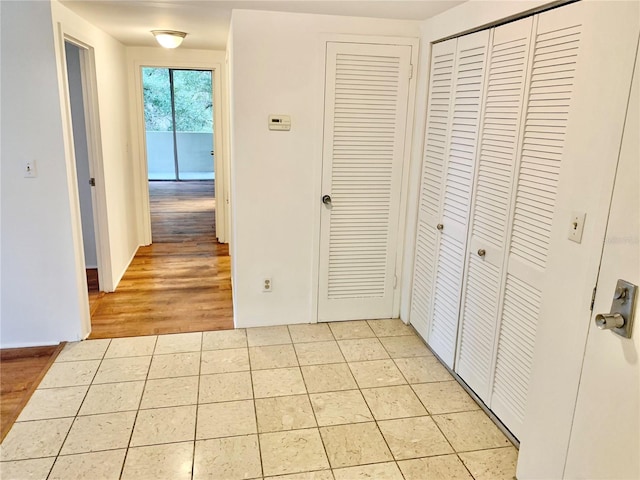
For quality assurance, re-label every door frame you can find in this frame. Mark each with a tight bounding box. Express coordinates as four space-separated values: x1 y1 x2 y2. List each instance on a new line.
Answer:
54 26 113 339
132 60 226 245
311 33 420 323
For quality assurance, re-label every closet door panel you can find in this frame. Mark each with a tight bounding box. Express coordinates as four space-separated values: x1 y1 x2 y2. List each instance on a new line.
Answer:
428 30 490 367
455 17 534 401
410 39 457 340
491 11 582 439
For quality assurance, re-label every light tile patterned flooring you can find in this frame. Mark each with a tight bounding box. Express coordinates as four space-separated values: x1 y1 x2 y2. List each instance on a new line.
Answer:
0 320 518 480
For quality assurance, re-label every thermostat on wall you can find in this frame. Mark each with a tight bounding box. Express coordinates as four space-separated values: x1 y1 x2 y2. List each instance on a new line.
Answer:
269 115 291 131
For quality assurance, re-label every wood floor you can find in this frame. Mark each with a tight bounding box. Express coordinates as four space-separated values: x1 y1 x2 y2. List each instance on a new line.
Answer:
89 181 233 338
0 345 64 442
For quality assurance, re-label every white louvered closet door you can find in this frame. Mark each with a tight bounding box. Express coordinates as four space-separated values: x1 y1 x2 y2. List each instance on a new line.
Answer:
455 18 534 402
490 7 584 439
410 38 457 342
318 42 412 322
426 30 490 367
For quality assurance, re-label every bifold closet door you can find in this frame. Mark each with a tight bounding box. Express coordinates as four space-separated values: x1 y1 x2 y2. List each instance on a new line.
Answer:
412 30 490 367
318 42 412 322
455 17 534 402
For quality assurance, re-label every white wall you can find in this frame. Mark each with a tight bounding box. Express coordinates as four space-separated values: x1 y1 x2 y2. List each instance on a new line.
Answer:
228 9 420 328
65 41 98 268
125 46 228 245
0 1 86 347
52 0 138 292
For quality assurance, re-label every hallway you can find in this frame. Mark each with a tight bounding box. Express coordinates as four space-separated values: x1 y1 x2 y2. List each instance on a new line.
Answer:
89 181 233 339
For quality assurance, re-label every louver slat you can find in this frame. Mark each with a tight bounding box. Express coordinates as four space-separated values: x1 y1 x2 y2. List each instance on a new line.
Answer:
319 43 411 321
456 18 533 402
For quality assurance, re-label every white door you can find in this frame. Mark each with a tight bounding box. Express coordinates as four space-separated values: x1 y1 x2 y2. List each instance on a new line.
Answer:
424 30 490 367
564 43 639 480
318 42 412 322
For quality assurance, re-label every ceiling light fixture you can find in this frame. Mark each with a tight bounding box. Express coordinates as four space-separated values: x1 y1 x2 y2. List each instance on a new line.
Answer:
151 30 187 49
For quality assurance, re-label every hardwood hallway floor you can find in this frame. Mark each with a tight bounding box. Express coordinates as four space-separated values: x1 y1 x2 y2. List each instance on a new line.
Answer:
89 181 233 339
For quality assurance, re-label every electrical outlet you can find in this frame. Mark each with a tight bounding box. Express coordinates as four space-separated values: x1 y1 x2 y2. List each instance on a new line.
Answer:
24 160 37 178
568 211 586 243
262 277 272 292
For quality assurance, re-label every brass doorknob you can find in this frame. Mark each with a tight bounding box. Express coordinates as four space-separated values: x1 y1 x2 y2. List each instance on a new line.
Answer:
436 223 444 231
477 249 486 257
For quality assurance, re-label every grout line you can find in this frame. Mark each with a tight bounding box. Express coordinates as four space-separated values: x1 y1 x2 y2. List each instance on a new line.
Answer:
190 333 204 479
247 340 264 479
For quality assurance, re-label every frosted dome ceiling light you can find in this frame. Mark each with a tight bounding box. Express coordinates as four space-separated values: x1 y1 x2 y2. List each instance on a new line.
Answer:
151 30 187 49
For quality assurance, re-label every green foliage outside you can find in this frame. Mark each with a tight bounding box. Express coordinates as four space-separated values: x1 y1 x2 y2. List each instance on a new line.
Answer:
142 68 213 132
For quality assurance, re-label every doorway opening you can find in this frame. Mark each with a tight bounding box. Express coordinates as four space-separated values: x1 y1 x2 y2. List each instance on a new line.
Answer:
64 40 102 309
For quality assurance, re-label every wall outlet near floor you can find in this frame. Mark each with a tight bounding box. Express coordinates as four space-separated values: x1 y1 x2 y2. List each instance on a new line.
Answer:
262 277 272 292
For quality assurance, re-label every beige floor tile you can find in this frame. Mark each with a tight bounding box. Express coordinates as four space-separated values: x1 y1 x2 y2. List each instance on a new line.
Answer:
154 332 202 355
433 411 511 452
294 341 345 366
459 446 518 480
92 356 151 384
266 471 333 480
0 418 73 461
193 435 262 480
309 390 373 426
301 364 357 394
378 416 453 460
38 360 100 389
255 395 316 433
253 367 306 398
394 356 453 383
333 462 404 480
247 326 292 347
49 449 126 480
337 338 389 362
0 457 55 480
398 455 472 480
349 360 406 388
260 428 329 476
199 371 253 403
141 376 198 409
288 324 334 343
17 385 88 421
60 411 136 455
122 442 193 480
148 352 200 379
412 381 479 415
250 344 298 370
56 339 110 362
367 319 415 338
319 422 392 468
197 400 256 439
131 405 196 446
328 321 375 340
361 385 427 420
79 381 144 415
201 348 249 374
202 329 247 350
379 336 431 358
104 336 156 358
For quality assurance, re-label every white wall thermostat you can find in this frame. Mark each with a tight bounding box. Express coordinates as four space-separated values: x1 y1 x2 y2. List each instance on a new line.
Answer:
268 115 291 131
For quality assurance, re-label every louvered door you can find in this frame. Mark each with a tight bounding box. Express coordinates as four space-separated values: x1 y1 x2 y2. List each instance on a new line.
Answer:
318 42 412 322
426 30 490 367
490 8 583 439
410 38 457 341
455 18 534 402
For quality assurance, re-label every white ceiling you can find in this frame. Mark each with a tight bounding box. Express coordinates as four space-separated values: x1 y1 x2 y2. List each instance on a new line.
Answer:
59 0 465 50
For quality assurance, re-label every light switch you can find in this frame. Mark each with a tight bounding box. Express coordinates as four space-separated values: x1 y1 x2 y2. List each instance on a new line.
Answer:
24 160 37 178
568 211 586 243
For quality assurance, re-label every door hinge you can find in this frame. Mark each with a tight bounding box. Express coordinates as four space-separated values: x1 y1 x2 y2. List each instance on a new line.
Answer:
89 177 96 187
590 285 597 311
393 275 398 289
408 64 414 79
